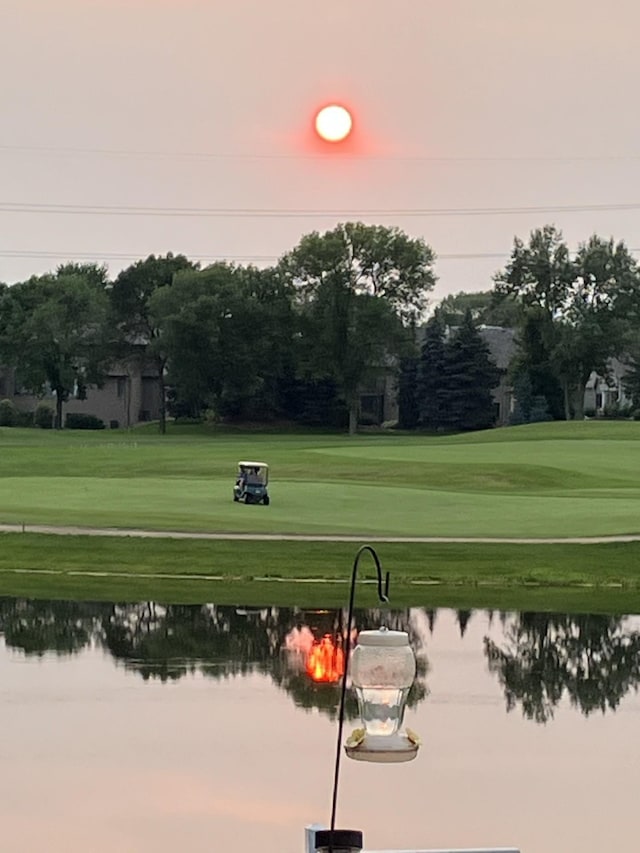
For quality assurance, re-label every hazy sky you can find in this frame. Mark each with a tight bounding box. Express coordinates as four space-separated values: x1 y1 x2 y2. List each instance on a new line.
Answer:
2 0 640 300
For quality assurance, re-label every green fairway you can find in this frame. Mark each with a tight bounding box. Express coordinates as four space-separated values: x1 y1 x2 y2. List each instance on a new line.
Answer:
2 421 640 611
1 421 640 537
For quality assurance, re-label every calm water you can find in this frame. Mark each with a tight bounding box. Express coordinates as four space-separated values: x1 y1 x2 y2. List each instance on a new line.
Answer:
1 599 639 853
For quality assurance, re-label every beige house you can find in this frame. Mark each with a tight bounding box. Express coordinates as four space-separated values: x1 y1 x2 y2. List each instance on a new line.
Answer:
0 362 162 428
584 358 632 415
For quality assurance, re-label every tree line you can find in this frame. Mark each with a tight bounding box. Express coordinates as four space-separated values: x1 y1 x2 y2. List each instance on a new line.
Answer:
2 221 640 432
0 223 435 433
399 224 640 426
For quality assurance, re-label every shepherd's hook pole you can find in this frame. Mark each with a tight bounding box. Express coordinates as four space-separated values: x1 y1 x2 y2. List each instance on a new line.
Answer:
327 545 389 852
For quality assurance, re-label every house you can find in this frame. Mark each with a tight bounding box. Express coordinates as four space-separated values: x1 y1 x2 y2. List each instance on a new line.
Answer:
0 362 162 428
477 325 517 425
584 358 632 415
358 370 399 425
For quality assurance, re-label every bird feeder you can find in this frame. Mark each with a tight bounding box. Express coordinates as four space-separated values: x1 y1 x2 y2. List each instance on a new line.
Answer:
345 627 419 763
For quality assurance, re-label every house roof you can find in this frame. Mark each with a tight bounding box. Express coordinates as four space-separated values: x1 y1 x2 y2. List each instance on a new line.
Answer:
416 323 517 370
477 326 517 370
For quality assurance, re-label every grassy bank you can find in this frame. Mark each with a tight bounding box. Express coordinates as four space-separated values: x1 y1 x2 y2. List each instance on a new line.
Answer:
1 533 639 613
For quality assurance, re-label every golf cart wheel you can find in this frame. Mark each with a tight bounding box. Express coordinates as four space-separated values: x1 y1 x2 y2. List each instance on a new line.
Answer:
233 493 239 502
244 494 253 505
263 495 270 506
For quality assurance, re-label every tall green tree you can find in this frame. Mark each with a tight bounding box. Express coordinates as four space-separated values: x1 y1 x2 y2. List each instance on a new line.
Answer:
417 311 447 429
555 235 636 419
281 223 436 433
0 270 110 429
440 310 500 431
396 355 419 429
110 253 198 433
495 227 639 420
150 264 294 421
439 289 522 327
55 262 110 290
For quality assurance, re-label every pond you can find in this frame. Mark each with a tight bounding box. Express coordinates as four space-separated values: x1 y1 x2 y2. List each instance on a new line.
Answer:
0 598 639 853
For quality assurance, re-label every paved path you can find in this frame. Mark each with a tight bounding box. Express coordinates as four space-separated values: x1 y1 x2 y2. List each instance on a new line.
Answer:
1 522 640 545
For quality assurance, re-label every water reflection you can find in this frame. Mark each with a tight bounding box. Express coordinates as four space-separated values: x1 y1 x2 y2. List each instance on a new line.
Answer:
0 599 429 721
1 599 639 725
484 612 640 723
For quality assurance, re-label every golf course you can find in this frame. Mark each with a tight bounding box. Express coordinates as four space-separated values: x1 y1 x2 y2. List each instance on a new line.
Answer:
2 419 640 612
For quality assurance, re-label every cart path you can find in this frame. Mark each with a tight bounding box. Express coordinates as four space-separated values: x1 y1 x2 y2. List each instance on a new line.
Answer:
1 521 640 545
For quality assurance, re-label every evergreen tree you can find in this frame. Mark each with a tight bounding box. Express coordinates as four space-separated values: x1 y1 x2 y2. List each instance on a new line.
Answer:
417 311 447 429
397 356 419 429
441 310 500 431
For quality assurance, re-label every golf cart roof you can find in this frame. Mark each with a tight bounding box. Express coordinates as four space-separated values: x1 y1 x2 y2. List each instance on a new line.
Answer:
238 461 268 469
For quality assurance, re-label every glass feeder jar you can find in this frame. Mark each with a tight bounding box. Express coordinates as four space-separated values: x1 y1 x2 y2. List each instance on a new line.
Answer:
347 627 417 762
351 627 416 737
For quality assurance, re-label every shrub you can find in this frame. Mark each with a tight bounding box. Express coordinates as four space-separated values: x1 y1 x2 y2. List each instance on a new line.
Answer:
34 404 54 429
0 398 16 426
358 413 379 427
583 407 596 419
174 416 204 425
65 412 105 430
14 410 34 427
109 420 119 429
603 402 633 420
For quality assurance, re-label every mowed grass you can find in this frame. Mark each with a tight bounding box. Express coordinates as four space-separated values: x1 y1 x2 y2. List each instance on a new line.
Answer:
1 534 640 614
1 420 640 537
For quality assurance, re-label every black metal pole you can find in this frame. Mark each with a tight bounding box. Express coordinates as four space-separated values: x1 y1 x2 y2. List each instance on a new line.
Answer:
327 545 390 852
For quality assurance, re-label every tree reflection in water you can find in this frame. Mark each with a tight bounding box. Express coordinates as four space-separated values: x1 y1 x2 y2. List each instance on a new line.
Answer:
484 612 640 723
2 599 639 726
0 599 429 721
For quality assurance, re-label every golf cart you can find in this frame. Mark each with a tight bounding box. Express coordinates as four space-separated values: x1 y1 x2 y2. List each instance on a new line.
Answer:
233 461 270 505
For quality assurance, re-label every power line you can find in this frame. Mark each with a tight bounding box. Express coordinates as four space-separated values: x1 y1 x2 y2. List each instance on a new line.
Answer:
0 250 278 262
2 249 640 264
2 200 640 218
3 143 640 163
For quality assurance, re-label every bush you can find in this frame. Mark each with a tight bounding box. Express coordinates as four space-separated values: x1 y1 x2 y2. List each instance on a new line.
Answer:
173 416 204 425
603 402 633 420
14 410 34 427
358 413 379 427
65 412 105 430
0 398 16 426
34 404 54 429
584 407 596 419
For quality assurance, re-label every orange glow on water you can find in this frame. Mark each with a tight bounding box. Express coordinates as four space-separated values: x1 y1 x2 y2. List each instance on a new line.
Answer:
305 635 345 683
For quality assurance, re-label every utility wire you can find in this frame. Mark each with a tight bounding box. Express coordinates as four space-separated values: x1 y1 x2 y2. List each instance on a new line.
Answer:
2 200 640 218
2 143 640 164
1 249 639 264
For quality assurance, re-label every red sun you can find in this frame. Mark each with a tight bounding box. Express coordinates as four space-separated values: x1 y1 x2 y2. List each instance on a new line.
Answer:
314 104 353 143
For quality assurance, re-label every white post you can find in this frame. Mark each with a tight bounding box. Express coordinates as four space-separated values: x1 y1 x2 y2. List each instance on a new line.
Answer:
305 824 327 853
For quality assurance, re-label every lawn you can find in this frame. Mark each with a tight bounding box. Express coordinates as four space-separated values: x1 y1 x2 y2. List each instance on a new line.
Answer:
1 421 640 610
1 421 640 536
0 533 639 614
